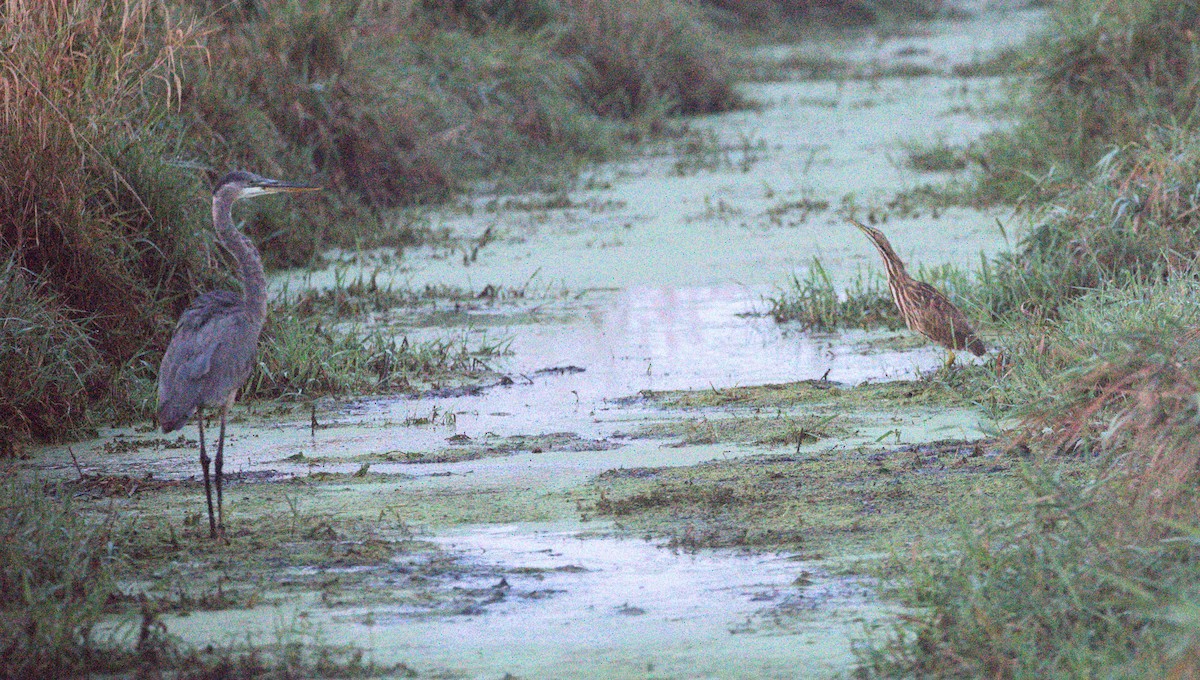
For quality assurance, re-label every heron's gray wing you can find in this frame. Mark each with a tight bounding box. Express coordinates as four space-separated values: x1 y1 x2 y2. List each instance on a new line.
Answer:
157 291 259 432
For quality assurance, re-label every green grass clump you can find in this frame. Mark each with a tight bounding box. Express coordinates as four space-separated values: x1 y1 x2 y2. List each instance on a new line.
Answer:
768 257 978 332
950 45 1028 78
704 0 945 30
972 0 1200 203
981 132 1200 320
0 478 127 678
244 307 508 401
903 138 968 173
0 262 102 448
768 259 900 330
282 270 535 319
557 0 743 119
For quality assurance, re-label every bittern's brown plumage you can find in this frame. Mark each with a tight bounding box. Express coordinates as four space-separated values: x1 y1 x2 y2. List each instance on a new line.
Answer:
849 218 986 360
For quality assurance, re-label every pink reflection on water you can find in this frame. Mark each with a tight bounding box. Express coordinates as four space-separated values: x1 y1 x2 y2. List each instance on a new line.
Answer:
502 284 935 398
370 284 945 442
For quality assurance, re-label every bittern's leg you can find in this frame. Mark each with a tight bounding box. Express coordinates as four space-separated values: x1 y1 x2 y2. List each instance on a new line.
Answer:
198 407 217 539
943 349 957 369
215 404 227 537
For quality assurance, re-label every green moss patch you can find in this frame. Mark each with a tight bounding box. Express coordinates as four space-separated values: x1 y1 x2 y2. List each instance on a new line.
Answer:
632 377 968 410
585 439 1022 554
624 413 847 447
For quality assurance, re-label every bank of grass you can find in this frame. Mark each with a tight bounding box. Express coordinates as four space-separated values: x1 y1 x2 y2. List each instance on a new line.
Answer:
860 280 1200 677
183 0 746 266
838 130 1200 677
0 2 210 448
0 0 741 449
881 0 1200 207
769 2 1200 661
962 0 1200 204
862 470 1200 677
847 89 1200 673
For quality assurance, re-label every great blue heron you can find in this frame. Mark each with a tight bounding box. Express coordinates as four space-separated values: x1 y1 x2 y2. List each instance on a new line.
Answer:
158 171 319 539
848 218 986 363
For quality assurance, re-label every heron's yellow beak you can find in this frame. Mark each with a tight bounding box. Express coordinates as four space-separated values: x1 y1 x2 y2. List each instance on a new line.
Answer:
241 182 321 199
258 181 321 194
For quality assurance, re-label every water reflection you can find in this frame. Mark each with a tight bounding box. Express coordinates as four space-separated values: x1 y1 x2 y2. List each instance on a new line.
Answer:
391 284 945 435
502 284 939 394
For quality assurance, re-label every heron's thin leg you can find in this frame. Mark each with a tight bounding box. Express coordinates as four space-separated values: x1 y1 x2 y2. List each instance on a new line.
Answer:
198 407 217 539
215 405 227 537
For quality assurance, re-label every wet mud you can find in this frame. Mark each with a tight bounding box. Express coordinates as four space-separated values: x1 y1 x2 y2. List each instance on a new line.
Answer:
24 2 1044 677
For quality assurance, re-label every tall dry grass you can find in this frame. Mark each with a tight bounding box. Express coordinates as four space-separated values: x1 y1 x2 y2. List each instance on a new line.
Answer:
0 0 212 445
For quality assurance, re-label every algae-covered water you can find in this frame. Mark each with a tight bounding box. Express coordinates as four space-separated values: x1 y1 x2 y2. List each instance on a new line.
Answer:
29 3 1041 677
162 527 890 678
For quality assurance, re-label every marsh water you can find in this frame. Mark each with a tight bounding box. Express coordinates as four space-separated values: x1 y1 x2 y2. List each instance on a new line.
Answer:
38 4 1042 677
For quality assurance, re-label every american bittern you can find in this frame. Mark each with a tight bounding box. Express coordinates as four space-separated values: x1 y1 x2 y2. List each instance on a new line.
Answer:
848 218 986 363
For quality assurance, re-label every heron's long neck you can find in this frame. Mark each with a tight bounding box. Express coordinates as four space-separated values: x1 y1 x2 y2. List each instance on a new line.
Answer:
212 194 267 325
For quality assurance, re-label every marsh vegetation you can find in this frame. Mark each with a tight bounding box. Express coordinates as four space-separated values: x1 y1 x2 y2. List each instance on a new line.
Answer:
0 0 741 450
762 0 1200 674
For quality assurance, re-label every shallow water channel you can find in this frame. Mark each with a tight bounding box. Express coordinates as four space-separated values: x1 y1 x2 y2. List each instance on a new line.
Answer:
163 526 888 678
40 4 1042 677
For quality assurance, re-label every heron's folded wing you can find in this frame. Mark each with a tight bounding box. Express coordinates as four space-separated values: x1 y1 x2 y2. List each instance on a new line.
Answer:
158 291 254 430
